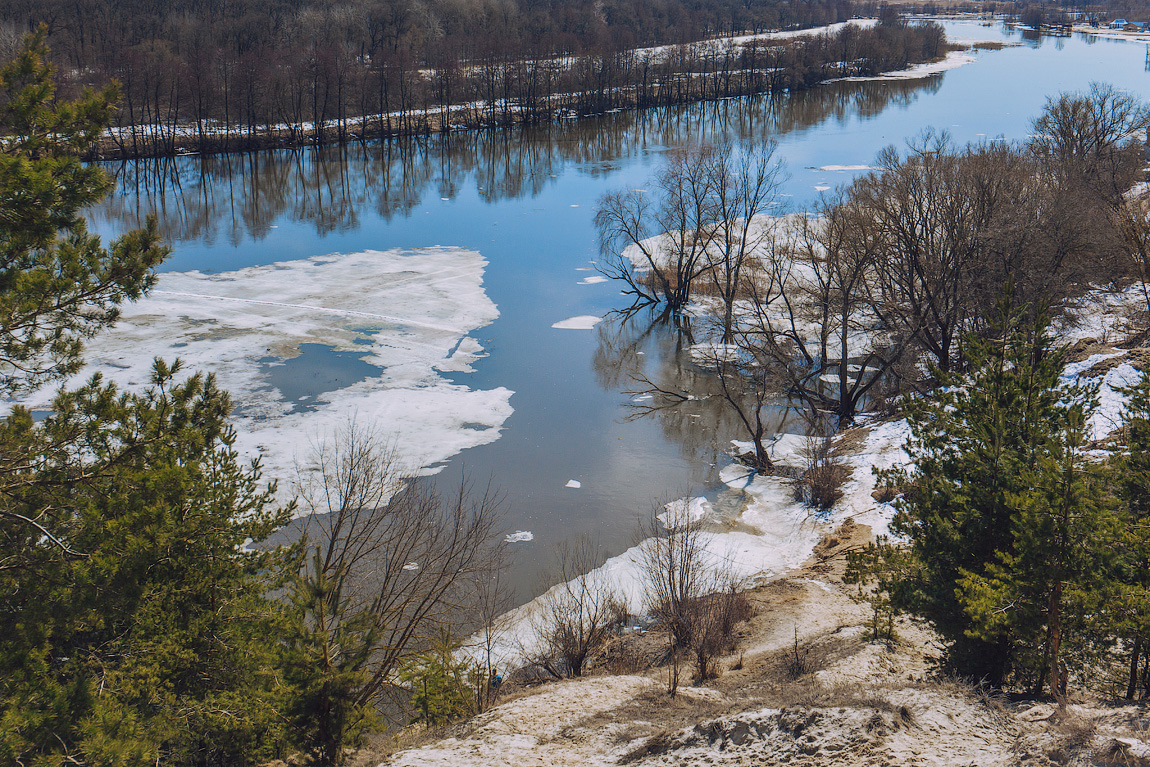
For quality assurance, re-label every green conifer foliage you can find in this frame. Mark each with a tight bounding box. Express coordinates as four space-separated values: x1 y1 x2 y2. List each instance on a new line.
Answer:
1113 369 1150 698
398 629 476 727
0 364 295 766
877 301 1111 688
0 32 296 766
0 27 166 396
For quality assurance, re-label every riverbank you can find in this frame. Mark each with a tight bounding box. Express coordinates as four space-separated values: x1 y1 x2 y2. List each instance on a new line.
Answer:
374 282 1150 767
90 18 959 160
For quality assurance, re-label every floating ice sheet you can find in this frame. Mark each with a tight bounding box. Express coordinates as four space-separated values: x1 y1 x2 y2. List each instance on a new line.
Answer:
552 315 602 330
12 247 513 505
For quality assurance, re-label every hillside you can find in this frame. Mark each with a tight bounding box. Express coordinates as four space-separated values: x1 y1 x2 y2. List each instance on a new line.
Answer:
379 516 1150 767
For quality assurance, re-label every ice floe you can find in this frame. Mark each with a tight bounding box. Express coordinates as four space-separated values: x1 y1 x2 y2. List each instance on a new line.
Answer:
552 315 603 329
9 247 513 504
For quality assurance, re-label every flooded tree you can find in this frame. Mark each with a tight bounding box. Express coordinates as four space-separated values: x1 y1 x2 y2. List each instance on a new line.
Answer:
595 141 786 332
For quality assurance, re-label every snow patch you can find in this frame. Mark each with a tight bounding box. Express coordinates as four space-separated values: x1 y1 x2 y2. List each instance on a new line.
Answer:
824 50 976 83
657 496 713 528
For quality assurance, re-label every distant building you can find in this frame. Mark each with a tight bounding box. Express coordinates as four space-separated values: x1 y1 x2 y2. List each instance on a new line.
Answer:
1111 18 1129 27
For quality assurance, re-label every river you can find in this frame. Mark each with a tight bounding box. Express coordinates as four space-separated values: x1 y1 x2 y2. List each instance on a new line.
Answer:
80 19 1150 599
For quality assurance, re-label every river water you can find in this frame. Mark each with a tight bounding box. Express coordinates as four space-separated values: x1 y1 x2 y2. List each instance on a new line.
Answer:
84 19 1150 598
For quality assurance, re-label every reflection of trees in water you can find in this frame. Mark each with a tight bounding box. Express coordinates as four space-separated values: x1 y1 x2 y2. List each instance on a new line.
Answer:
92 78 943 244
592 309 799 487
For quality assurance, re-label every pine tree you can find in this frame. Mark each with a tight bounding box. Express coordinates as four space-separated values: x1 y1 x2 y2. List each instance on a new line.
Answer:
1112 369 1150 698
878 300 1086 685
398 629 476 728
0 33 297 766
958 398 1118 697
0 364 295 766
0 27 166 396
283 549 377 766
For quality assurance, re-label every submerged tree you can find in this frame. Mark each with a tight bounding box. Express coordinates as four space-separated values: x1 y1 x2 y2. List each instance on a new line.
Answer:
595 142 785 325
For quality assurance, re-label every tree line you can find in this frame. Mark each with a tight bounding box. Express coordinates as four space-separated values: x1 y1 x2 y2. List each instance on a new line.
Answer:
0 0 949 157
88 75 944 248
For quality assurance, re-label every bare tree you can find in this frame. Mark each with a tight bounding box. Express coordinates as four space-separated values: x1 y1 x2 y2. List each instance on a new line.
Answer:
1028 82 1150 208
288 420 504 762
526 536 620 679
705 142 787 343
465 549 514 714
787 195 911 424
1116 188 1150 324
858 131 995 375
640 512 746 682
596 142 786 332
596 144 721 316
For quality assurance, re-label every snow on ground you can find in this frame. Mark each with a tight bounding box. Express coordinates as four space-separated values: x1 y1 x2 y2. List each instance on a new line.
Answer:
824 49 976 83
1073 24 1150 43
629 20 877 60
9 247 512 500
1086 361 1142 441
658 496 713 528
389 675 656 767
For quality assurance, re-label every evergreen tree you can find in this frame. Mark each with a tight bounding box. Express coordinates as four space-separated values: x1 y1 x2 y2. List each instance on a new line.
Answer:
0 363 295 766
876 300 1087 685
283 549 377 766
0 32 297 766
958 397 1118 696
1112 369 1150 698
398 629 476 728
0 27 165 396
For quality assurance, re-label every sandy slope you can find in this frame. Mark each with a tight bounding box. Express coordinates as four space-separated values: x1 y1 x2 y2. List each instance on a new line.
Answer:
380 286 1150 767
381 521 1150 766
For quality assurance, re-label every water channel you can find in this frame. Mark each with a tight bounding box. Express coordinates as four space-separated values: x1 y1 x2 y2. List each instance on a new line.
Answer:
83 19 1150 599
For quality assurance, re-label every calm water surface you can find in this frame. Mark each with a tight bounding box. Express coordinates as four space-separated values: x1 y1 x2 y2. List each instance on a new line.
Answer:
86 20 1150 597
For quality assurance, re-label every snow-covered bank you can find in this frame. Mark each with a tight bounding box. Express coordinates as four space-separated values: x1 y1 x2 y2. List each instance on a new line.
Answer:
1073 24 1150 44
823 49 976 83
8 247 512 500
480 281 1150 674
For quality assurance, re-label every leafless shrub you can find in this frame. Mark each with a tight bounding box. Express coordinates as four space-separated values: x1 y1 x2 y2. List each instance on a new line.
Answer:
792 420 849 511
525 536 620 679
1047 711 1099 763
640 512 749 683
782 625 823 680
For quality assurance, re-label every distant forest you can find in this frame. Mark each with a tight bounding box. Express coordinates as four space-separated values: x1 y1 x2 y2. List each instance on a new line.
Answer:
0 0 947 156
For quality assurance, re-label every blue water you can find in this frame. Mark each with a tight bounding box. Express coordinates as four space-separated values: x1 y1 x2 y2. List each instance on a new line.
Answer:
85 19 1150 595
